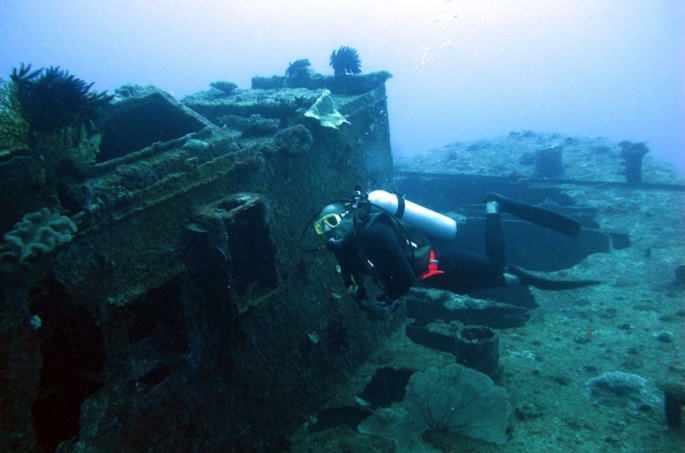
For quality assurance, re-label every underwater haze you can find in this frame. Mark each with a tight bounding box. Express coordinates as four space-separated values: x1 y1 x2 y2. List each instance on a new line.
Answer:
1 0 683 170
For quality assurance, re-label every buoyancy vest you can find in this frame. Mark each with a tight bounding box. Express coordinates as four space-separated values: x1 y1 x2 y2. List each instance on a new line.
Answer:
360 211 433 279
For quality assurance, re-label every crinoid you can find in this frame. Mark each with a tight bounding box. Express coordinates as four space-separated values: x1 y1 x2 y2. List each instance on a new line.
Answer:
285 58 312 79
329 46 362 76
0 75 30 149
10 63 112 139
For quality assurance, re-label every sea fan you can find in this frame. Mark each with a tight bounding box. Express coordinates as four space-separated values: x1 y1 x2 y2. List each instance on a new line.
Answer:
10 63 112 138
285 58 312 78
358 364 512 450
329 46 362 76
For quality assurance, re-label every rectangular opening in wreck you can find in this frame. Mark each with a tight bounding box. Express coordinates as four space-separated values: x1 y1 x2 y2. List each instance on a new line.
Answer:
197 193 279 312
225 196 278 305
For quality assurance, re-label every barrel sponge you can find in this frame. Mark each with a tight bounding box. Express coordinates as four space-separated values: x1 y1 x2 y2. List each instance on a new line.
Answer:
0 207 77 270
358 364 511 449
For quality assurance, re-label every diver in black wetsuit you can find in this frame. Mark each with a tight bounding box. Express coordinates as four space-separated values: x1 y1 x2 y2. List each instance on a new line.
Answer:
304 191 601 319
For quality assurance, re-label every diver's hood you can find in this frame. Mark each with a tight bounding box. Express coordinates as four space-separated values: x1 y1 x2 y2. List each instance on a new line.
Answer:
298 197 368 252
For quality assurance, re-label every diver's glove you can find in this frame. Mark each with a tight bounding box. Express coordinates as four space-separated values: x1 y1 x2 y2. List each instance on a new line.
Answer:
359 299 388 321
377 294 402 316
357 294 400 321
385 299 402 315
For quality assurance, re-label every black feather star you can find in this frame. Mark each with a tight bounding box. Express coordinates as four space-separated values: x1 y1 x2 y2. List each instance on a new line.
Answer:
285 58 312 78
10 63 112 137
329 46 362 76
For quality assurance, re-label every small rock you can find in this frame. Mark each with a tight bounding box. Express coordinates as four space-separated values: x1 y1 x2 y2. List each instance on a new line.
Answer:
653 330 675 343
515 401 543 420
550 374 573 386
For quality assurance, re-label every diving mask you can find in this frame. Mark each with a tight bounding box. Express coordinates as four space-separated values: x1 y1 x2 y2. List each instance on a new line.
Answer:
314 212 347 235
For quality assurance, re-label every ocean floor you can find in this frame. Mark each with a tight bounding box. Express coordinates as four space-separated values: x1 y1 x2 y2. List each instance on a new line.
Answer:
288 133 685 452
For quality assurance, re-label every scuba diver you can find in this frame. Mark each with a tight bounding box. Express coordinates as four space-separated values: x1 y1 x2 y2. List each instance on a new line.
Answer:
301 189 601 319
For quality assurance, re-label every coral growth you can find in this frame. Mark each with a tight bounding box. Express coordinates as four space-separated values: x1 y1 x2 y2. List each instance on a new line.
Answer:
304 90 349 129
209 81 238 95
358 364 511 450
0 207 77 272
10 64 112 140
329 46 362 76
285 59 312 79
273 124 313 156
586 371 661 410
1 64 111 180
0 77 30 150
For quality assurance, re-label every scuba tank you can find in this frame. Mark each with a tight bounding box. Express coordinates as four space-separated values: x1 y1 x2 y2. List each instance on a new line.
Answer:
367 190 457 241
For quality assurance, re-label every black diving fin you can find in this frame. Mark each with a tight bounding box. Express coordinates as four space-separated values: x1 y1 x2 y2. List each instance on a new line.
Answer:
508 267 602 290
486 193 582 237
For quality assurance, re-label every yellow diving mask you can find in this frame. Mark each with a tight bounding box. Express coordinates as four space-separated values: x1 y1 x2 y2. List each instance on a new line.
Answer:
314 212 347 235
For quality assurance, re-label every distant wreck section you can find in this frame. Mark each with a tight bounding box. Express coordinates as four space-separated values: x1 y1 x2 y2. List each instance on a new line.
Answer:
0 71 395 452
394 131 685 342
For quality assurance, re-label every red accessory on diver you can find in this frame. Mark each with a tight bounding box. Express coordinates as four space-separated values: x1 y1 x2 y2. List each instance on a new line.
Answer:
420 250 444 280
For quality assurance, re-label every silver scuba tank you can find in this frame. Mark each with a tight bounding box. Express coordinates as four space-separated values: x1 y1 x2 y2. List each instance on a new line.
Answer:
367 190 457 241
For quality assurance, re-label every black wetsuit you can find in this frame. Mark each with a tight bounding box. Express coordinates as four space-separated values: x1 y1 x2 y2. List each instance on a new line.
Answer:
331 211 506 305
427 213 507 294
331 215 416 304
